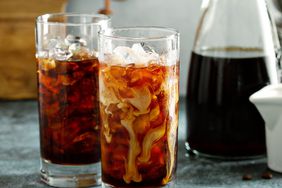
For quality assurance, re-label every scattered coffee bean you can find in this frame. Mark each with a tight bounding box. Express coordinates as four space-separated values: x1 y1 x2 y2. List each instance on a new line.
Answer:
242 174 252 181
261 171 273 179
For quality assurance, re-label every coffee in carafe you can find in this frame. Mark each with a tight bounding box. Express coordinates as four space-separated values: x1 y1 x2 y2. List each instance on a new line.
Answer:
186 0 279 159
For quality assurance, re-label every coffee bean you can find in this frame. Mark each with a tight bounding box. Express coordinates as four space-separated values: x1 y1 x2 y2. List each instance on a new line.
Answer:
261 172 273 179
242 174 252 181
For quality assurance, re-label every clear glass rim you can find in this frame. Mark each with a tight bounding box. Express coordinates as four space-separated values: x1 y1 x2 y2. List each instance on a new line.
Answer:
36 13 110 26
99 26 180 41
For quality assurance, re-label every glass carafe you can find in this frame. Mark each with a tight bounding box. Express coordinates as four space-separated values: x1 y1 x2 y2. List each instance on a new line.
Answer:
186 0 279 159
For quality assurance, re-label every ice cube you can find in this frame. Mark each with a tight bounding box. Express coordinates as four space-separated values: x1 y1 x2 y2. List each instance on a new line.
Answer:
132 43 147 56
79 38 87 46
112 43 159 66
113 46 138 65
69 43 82 53
110 43 160 66
52 42 73 61
132 43 159 65
48 38 60 50
65 35 79 45
61 35 91 60
142 44 155 54
45 38 72 61
69 44 92 60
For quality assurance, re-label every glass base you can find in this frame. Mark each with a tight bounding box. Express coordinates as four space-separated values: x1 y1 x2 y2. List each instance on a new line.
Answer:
40 159 101 187
185 142 265 160
102 181 175 188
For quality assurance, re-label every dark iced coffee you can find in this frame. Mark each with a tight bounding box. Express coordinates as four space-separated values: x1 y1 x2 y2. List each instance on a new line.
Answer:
37 56 100 165
36 13 110 187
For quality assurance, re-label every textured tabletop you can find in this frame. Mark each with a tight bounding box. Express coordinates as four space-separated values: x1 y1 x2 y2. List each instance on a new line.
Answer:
0 100 282 188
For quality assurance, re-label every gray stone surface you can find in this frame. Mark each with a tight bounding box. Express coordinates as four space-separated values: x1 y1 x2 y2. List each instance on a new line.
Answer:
0 100 282 187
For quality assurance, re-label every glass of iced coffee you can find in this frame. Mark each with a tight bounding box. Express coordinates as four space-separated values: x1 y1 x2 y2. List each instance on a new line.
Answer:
98 27 180 187
35 13 110 187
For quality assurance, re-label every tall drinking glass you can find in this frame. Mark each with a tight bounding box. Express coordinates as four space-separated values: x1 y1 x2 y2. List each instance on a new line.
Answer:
35 13 110 187
98 27 180 187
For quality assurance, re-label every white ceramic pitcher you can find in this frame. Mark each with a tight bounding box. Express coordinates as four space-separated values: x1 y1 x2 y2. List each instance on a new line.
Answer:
250 84 282 172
